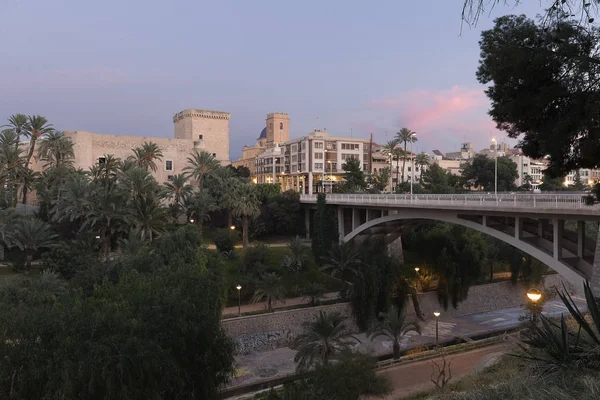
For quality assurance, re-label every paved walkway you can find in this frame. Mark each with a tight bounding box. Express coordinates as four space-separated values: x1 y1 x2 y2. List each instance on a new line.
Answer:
223 292 339 316
379 343 509 399
228 297 586 390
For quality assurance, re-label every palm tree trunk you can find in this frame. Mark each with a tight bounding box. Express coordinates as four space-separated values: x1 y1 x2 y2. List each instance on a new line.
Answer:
411 289 425 321
393 340 401 359
26 252 32 269
26 137 37 166
395 159 400 190
227 210 233 227
242 215 249 249
402 143 407 183
21 185 28 205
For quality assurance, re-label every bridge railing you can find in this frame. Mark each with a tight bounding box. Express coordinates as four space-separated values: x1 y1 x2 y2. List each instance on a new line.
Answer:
299 193 600 210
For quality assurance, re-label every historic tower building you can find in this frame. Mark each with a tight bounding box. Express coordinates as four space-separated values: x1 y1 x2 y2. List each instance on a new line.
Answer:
265 113 290 144
173 108 231 165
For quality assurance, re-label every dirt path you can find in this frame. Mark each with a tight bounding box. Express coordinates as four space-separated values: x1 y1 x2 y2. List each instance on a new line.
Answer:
377 343 508 399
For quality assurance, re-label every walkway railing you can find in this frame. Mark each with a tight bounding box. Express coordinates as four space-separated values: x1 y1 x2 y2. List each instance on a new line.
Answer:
299 193 600 211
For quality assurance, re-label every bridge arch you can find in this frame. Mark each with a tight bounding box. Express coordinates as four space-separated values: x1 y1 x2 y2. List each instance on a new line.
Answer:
343 210 586 292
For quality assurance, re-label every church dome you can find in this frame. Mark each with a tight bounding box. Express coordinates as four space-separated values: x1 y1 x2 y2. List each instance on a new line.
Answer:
258 128 267 139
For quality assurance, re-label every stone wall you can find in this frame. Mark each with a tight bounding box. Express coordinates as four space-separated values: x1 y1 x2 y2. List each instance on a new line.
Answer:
223 274 575 354
222 303 355 354
403 274 575 319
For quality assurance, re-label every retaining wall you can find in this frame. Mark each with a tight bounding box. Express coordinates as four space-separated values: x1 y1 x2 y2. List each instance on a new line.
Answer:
223 274 574 354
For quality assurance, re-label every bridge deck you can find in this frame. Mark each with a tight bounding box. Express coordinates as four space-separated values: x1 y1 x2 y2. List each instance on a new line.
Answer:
299 194 600 218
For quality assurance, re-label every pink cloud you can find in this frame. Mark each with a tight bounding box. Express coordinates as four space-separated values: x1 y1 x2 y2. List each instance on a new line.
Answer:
357 85 513 152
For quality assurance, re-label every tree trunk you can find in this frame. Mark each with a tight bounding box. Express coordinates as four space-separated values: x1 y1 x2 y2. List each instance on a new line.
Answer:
402 143 407 183
242 215 249 249
227 210 233 228
411 289 425 321
395 160 400 190
26 252 32 269
393 340 401 359
268 297 272 312
26 137 36 166
489 262 494 281
21 185 28 205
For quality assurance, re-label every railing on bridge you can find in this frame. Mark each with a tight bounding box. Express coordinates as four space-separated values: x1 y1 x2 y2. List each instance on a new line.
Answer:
299 193 600 211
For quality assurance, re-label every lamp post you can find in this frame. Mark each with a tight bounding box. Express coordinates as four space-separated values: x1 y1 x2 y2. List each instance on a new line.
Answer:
492 137 498 195
410 132 417 195
414 267 420 292
433 311 441 346
527 288 542 323
236 285 242 315
230 225 236 230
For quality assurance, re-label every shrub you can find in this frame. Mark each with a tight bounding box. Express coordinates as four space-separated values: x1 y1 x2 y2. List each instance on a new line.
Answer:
41 245 97 279
241 243 270 272
256 353 391 400
212 228 238 253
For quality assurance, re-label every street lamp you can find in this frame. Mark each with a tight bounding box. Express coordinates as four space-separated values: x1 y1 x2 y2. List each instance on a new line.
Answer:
236 285 242 315
189 219 195 224
230 225 236 230
492 137 498 195
414 267 420 292
410 132 417 195
527 288 542 323
433 311 441 346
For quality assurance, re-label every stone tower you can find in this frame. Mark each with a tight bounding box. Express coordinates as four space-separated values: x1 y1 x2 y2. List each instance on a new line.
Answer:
173 108 231 165
265 113 290 144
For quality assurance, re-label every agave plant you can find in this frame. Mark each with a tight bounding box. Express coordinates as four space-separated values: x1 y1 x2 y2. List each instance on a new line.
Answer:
519 281 600 372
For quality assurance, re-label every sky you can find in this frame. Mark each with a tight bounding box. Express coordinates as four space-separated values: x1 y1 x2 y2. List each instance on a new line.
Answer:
0 0 542 159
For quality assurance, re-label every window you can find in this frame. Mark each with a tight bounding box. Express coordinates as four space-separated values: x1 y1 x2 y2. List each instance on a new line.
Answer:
280 122 284 130
301 142 306 150
98 157 106 164
291 145 297 152
363 164 368 171
314 142 323 149
165 160 173 171
292 155 298 162
314 163 323 170
341 153 359 160
314 152 323 160
198 134 203 140
341 143 359 151
167 175 174 181
212 153 216 157
301 153 306 161
326 142 336 150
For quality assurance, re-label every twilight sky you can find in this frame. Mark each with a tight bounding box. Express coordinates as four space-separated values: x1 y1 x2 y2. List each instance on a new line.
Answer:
0 0 540 159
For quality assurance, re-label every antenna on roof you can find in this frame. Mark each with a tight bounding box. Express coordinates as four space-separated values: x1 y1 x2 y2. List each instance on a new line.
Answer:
351 128 353 138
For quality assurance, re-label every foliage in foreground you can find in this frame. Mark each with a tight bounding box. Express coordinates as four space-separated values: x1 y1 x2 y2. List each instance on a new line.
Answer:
256 353 391 400
0 226 235 399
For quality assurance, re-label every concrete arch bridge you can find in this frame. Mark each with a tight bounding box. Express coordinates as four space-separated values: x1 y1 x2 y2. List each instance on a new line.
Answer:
300 193 600 295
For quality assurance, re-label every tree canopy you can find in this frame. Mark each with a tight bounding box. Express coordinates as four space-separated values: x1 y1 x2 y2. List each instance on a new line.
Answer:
477 15 600 177
460 154 518 191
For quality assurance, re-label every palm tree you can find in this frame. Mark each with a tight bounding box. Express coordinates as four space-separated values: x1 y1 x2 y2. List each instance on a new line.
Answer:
19 167 40 205
415 152 430 184
320 241 362 281
0 135 28 206
2 114 29 148
302 282 326 306
90 154 121 189
184 150 220 192
282 236 311 272
395 128 416 183
392 147 406 188
231 184 261 249
37 131 75 167
130 141 163 172
24 115 54 166
184 190 217 237
381 140 399 191
164 174 192 222
369 305 421 359
131 196 169 241
252 272 286 311
9 218 58 268
291 311 360 371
